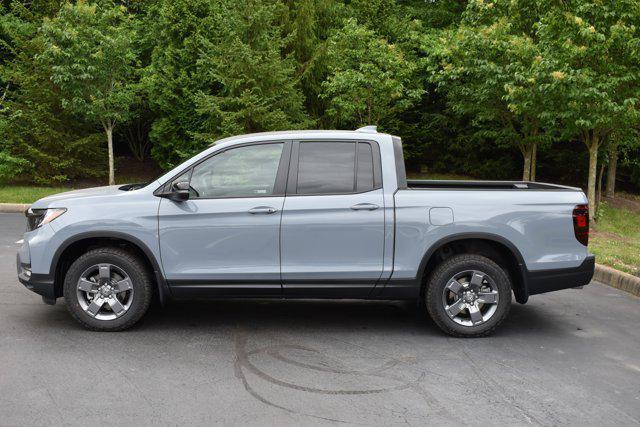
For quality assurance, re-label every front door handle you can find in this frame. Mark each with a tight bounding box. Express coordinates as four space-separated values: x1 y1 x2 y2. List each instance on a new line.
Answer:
350 203 380 211
248 206 278 214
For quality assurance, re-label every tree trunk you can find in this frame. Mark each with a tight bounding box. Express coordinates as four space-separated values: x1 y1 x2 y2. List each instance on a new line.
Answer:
521 146 532 181
596 162 605 211
530 143 537 182
606 142 618 198
586 134 600 221
105 124 115 185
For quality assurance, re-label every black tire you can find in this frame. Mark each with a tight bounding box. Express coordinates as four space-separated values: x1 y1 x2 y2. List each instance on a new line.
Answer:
425 254 511 337
63 247 152 331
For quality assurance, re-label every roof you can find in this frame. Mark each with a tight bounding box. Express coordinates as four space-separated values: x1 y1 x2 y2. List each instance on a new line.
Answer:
208 128 389 147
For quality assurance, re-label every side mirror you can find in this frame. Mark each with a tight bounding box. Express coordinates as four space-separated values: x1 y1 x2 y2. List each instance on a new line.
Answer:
156 180 190 202
173 181 190 191
170 181 191 201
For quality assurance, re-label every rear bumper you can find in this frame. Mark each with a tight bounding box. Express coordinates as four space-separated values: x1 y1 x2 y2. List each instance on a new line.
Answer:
526 255 595 296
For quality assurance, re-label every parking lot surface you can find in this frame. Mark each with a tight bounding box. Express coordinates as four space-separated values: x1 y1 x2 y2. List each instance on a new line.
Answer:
1 213 639 425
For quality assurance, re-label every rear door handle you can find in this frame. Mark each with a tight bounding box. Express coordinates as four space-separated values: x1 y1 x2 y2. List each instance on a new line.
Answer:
350 203 380 211
248 206 278 214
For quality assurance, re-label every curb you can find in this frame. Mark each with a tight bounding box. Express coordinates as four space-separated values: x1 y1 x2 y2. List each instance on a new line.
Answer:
594 263 640 297
0 203 29 213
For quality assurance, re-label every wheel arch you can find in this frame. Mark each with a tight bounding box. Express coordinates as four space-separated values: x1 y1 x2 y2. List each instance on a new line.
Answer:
417 233 529 304
50 232 169 304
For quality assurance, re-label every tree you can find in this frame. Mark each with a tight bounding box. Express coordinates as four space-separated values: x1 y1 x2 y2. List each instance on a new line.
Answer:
0 0 106 184
192 0 310 141
604 128 640 198
537 0 640 219
321 18 422 128
38 1 138 185
425 1 553 181
1 0 640 198
145 0 309 169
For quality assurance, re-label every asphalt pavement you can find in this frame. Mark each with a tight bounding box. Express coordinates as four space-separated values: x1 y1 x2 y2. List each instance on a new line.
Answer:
0 213 639 426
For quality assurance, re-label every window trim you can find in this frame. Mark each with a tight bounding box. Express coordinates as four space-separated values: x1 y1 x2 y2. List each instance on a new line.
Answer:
356 141 376 192
154 140 292 200
286 139 383 197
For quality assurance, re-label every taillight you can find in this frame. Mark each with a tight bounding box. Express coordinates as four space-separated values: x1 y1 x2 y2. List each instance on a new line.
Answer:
572 204 589 246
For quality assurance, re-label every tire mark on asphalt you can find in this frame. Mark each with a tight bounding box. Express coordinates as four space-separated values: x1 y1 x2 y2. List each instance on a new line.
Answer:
236 331 419 395
324 333 464 420
233 329 349 424
233 327 462 423
267 346 403 375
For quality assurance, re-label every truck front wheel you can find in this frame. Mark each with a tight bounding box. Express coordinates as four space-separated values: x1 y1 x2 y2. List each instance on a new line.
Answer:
425 254 512 337
63 247 152 331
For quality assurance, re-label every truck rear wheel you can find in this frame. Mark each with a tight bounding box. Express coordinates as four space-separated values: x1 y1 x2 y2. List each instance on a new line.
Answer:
63 247 152 331
425 254 511 337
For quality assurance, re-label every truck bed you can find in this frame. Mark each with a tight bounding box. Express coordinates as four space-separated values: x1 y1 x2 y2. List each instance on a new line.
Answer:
407 180 581 191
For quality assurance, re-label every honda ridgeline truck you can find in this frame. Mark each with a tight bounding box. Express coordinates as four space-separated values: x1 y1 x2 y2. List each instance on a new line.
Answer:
17 127 595 337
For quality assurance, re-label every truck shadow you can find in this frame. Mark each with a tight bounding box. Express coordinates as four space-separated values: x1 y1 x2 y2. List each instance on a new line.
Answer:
28 296 565 338
136 298 563 338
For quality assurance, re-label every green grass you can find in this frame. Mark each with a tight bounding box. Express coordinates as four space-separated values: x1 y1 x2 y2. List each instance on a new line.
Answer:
590 203 640 276
0 168 156 204
0 186 73 204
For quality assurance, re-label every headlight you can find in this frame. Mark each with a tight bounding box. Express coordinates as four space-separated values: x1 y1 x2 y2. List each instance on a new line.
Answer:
25 208 67 231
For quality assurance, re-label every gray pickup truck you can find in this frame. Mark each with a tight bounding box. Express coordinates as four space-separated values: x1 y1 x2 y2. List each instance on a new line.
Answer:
17 127 594 336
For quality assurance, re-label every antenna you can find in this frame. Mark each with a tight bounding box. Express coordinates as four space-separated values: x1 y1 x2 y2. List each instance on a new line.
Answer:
356 125 378 133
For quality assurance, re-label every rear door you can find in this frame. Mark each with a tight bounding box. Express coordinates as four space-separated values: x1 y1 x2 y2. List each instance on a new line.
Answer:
280 140 385 297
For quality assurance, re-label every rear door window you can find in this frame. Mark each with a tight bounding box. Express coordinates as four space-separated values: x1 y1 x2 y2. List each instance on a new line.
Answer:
296 142 356 195
295 141 377 195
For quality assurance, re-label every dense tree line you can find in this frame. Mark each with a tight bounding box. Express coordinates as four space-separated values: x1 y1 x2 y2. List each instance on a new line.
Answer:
1 0 639 218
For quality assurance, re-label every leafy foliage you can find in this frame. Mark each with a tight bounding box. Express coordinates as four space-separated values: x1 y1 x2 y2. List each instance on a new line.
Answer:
0 0 638 199
192 0 310 142
38 2 137 128
537 1 640 143
321 18 423 128
0 0 106 184
425 2 556 180
536 0 640 215
38 1 138 184
145 0 310 169
424 0 640 213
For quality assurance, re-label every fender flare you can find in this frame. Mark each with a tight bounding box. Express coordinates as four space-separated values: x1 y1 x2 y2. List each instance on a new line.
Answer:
415 232 529 304
50 231 171 304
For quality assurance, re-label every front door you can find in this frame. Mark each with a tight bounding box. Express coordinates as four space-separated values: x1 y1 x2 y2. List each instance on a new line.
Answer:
158 141 289 297
281 140 386 298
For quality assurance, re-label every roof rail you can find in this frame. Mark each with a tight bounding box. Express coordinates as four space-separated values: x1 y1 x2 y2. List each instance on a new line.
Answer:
356 125 377 133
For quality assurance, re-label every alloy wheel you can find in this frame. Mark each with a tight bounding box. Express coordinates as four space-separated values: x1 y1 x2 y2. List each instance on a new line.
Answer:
441 270 500 327
76 263 134 321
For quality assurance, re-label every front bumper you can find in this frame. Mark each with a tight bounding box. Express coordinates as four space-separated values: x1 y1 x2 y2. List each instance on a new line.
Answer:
17 253 56 302
526 255 595 296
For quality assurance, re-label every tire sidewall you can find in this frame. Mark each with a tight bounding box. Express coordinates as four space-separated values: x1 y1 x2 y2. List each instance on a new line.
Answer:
63 249 151 331
426 255 512 337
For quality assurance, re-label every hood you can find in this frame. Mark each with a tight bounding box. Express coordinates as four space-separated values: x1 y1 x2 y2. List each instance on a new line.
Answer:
31 185 129 208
